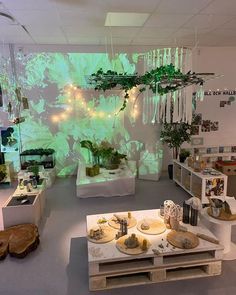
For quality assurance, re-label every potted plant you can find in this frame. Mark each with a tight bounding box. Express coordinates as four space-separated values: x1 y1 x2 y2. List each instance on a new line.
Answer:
179 149 191 163
28 165 40 183
160 122 193 179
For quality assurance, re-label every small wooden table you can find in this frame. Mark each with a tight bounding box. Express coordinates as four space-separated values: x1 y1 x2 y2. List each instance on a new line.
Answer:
87 209 223 291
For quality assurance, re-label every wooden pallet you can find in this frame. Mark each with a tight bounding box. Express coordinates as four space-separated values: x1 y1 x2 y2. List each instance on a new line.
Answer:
89 248 223 290
87 209 224 291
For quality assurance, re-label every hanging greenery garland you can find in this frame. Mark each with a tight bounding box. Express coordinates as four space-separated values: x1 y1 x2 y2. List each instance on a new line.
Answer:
89 64 214 113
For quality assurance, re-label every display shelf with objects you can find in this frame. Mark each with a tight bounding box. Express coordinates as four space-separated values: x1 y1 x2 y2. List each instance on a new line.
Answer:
186 146 236 166
0 162 14 185
173 160 228 204
87 209 223 291
20 148 55 170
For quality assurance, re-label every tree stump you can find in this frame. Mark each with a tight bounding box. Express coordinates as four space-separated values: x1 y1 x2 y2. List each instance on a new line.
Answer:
0 224 40 259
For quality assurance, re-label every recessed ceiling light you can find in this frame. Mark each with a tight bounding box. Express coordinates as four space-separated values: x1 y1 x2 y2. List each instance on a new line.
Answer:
105 12 150 27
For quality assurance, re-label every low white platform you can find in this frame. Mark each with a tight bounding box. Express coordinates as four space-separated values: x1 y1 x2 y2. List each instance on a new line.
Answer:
76 163 135 198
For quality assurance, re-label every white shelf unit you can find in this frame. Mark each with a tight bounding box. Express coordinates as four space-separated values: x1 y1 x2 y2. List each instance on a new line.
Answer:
173 160 228 204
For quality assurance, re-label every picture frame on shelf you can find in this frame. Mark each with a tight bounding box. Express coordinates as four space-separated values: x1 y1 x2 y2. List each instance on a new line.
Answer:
219 146 224 153
191 137 204 146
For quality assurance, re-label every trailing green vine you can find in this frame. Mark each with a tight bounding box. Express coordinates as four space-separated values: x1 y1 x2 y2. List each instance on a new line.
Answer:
89 64 206 113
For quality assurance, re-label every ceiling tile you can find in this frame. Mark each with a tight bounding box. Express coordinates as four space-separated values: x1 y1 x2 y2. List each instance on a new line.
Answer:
27 26 65 36
105 13 149 27
182 14 233 29
0 24 33 43
67 36 101 45
144 13 193 28
1 0 56 10
202 0 236 15
220 17 236 29
131 38 173 46
55 0 161 13
156 0 212 14
10 10 60 25
58 10 105 26
137 27 176 39
33 35 68 44
100 37 133 45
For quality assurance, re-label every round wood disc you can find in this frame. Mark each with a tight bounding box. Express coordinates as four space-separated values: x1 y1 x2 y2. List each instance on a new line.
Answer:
167 230 199 249
137 218 166 235
87 225 116 244
108 215 137 229
207 207 236 221
116 234 151 255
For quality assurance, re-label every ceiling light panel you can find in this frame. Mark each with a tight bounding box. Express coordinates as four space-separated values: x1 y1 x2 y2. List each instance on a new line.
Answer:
105 12 150 27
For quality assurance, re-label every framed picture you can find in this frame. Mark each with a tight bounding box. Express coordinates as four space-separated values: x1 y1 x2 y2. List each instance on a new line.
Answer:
219 146 224 153
0 126 19 152
231 146 236 153
191 137 204 146
191 125 199 135
210 121 219 131
201 120 211 132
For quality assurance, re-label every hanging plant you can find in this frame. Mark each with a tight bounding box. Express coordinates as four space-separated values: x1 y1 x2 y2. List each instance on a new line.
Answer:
89 64 211 113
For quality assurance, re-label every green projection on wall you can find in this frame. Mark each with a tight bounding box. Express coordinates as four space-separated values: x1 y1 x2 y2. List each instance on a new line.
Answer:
0 52 163 176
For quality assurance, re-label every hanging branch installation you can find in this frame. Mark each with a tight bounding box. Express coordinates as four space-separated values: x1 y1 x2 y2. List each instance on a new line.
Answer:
89 64 215 113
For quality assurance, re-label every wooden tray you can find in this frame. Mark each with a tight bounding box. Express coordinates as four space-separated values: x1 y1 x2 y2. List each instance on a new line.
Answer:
108 215 137 229
207 207 236 221
116 234 151 255
167 230 199 249
137 218 166 235
87 225 116 244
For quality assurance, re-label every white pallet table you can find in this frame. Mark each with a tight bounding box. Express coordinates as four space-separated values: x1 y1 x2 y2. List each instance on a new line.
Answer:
87 209 223 291
173 160 228 204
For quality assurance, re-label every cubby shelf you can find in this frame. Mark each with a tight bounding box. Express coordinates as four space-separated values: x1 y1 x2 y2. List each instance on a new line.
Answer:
173 160 228 204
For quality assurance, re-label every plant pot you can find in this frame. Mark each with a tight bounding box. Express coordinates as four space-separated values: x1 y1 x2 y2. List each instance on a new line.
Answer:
105 163 119 170
179 155 187 163
168 164 173 180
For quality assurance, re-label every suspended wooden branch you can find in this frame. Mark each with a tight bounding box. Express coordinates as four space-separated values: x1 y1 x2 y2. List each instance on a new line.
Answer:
89 64 216 112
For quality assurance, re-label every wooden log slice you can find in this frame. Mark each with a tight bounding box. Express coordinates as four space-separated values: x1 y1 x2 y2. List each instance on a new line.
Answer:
167 230 199 249
116 234 151 255
8 224 40 258
87 225 116 244
0 230 11 260
108 215 137 229
137 218 166 235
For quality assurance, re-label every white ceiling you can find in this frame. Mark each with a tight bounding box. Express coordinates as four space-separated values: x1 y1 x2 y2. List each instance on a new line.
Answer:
0 0 236 46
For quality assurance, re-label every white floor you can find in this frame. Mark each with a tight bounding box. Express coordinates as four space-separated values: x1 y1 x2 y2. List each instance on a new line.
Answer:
0 176 235 295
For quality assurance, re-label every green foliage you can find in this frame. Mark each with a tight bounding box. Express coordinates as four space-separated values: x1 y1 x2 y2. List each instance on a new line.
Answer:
80 140 127 167
28 164 39 176
160 122 193 158
179 149 191 158
90 64 204 112
21 148 55 156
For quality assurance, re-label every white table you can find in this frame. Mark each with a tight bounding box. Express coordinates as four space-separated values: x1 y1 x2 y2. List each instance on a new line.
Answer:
200 207 236 260
76 163 135 198
2 180 46 229
87 209 223 290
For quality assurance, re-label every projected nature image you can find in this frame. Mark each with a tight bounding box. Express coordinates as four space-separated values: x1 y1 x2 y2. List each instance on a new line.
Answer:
0 52 163 176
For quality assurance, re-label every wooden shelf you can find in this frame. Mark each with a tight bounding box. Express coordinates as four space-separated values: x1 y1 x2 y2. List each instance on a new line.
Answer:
173 160 228 204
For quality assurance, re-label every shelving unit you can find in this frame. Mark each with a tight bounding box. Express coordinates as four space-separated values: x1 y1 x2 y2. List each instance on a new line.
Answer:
173 160 228 204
